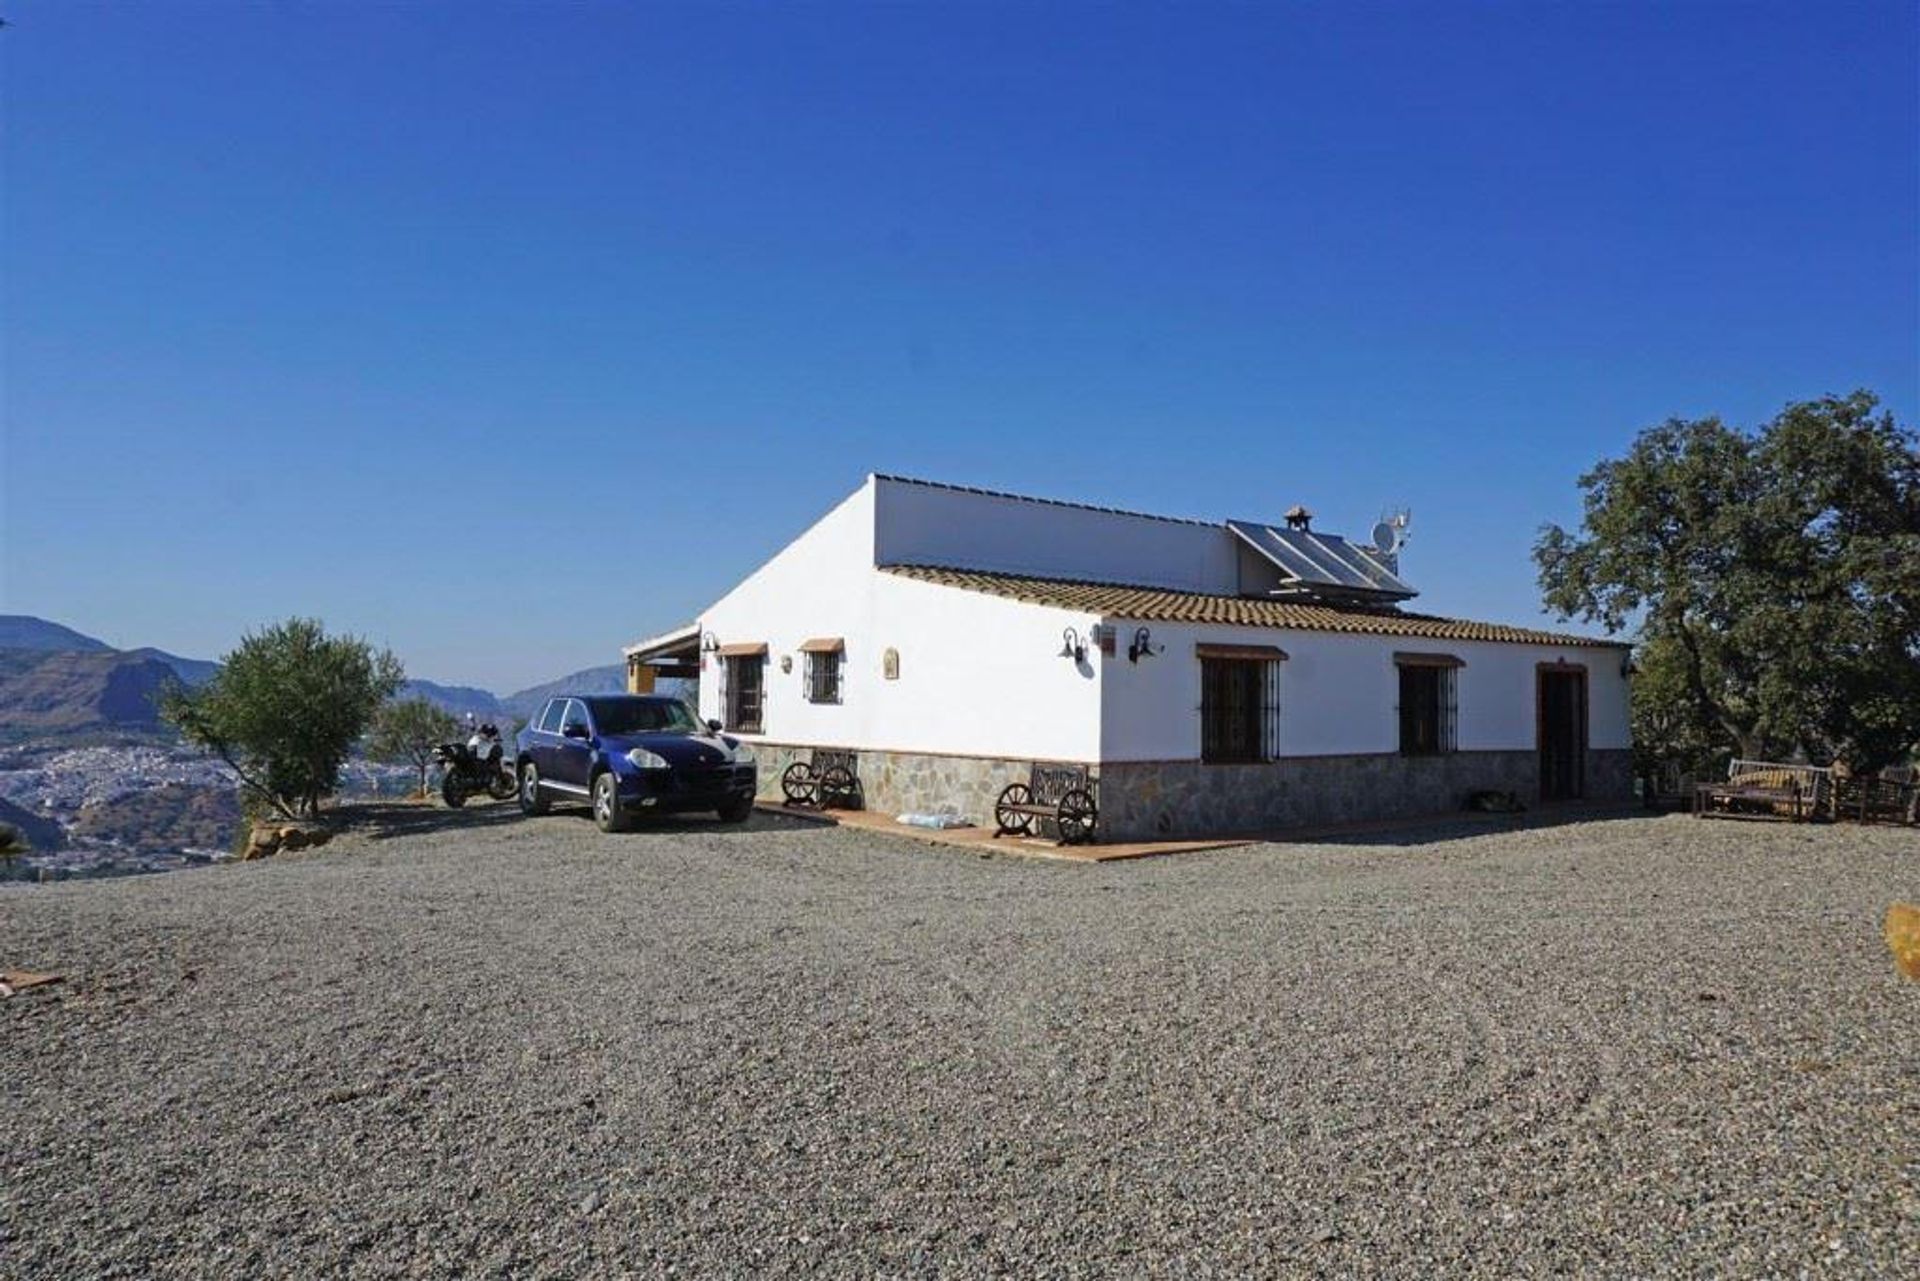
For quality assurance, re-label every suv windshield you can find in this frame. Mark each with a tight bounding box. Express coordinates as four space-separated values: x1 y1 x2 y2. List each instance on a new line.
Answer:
587 697 703 736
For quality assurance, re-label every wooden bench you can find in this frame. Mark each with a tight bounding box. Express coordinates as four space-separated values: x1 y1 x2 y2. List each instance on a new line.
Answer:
779 749 862 811
994 763 1098 845
1695 778 1805 821
1694 760 1829 823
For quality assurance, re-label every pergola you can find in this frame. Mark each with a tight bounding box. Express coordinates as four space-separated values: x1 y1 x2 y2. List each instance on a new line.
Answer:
621 623 701 694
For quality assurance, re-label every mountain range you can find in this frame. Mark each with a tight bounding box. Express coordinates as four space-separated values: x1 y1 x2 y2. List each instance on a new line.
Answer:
0 615 627 739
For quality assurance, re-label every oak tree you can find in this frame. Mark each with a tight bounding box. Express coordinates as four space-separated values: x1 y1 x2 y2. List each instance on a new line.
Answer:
1536 392 1919 771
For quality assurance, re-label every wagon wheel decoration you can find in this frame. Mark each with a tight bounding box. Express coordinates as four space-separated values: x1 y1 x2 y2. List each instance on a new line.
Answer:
1054 789 1098 845
994 783 1035 835
780 762 819 806
819 765 857 809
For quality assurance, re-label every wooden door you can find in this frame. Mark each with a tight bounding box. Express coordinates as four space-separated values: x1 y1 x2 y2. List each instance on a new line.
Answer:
1537 668 1587 801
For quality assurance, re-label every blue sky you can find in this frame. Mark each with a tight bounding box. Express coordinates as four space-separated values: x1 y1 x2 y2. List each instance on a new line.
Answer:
4 1 1914 691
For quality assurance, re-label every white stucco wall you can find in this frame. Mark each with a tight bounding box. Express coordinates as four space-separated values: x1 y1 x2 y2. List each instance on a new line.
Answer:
873 476 1237 592
689 472 1628 770
695 479 879 737
694 477 1103 762
1098 622 1631 762
860 573 1102 762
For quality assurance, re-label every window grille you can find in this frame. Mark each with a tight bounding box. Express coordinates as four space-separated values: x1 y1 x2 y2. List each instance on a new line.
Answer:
1397 663 1458 755
1263 659 1283 760
805 650 842 704
1202 657 1277 763
725 655 764 733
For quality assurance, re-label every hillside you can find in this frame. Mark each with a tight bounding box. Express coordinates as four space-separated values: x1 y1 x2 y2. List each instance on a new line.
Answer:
401 679 503 719
127 648 220 686
0 616 215 687
70 782 241 853
502 664 628 720
0 615 112 652
0 649 177 740
0 796 66 851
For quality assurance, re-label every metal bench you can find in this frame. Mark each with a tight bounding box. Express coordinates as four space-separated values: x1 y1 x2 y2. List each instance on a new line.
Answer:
994 763 1098 845
779 748 862 811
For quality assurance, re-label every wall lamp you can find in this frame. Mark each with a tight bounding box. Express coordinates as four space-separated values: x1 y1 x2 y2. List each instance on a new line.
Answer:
1128 627 1161 664
1058 627 1087 663
700 632 720 654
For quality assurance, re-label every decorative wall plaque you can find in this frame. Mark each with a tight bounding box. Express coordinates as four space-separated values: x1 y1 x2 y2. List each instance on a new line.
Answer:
882 647 900 680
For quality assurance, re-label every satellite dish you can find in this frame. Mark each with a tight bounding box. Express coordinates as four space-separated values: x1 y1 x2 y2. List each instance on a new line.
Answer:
1372 508 1412 557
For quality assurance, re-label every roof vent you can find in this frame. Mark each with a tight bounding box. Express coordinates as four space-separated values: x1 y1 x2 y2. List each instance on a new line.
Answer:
1283 504 1314 531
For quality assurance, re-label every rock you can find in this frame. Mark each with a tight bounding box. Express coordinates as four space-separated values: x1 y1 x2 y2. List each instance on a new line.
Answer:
277 826 309 851
1886 903 1920 980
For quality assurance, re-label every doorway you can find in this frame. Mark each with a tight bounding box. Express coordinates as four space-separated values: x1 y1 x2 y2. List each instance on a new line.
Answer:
1537 667 1587 801
724 653 764 734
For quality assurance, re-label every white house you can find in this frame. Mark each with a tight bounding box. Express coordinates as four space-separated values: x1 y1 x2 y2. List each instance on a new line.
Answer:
624 474 1632 840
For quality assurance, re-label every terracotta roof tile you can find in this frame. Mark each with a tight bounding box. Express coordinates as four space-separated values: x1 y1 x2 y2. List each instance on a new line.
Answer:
881 564 1627 649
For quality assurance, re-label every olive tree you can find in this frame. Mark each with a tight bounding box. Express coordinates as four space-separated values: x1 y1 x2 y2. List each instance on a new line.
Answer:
161 618 405 820
367 697 461 797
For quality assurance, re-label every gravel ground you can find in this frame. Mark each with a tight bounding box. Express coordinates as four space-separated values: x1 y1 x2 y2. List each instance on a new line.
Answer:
4 803 1917 1277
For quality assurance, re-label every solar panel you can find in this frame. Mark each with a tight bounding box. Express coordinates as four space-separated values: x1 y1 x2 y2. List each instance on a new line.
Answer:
1227 520 1417 600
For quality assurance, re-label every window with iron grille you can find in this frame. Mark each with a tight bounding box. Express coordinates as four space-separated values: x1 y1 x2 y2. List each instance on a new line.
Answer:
1201 657 1276 763
805 650 842 704
1398 663 1458 755
725 655 764 733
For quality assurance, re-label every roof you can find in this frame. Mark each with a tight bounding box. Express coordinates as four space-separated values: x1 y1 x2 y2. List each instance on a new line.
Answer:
880 565 1628 649
871 473 1216 528
622 622 699 660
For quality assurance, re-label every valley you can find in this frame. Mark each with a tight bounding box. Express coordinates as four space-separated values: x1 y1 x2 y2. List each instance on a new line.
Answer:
0 615 635 880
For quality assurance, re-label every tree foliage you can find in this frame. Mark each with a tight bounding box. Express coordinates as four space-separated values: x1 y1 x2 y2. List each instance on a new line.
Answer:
367 697 461 796
1536 392 1920 771
161 618 404 819
0 822 28 880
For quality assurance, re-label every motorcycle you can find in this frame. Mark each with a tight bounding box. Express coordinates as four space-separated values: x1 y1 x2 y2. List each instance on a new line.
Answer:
436 721 517 807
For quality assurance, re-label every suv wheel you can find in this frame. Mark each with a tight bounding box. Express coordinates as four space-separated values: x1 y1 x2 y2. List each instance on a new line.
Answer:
518 762 550 816
592 772 630 833
716 795 754 824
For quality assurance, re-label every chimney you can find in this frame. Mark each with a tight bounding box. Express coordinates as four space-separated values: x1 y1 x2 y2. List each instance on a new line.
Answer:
1284 504 1314 532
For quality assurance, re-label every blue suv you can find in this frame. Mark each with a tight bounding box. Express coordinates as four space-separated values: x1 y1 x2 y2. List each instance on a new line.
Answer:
516 695 758 832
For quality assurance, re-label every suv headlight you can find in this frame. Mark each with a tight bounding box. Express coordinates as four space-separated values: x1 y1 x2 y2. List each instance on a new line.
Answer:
731 744 756 764
625 747 670 770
